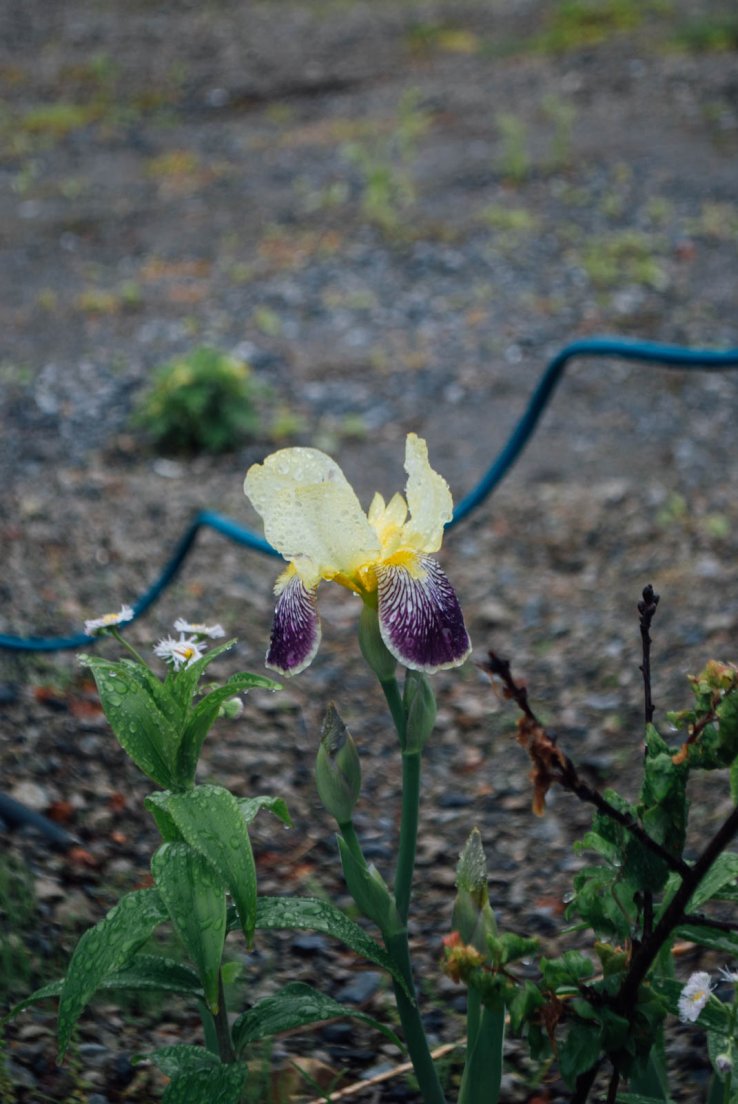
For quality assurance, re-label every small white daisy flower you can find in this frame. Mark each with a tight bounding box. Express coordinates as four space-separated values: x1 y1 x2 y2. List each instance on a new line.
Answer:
173 618 225 639
678 971 713 1023
153 635 206 671
719 966 738 984
84 605 135 636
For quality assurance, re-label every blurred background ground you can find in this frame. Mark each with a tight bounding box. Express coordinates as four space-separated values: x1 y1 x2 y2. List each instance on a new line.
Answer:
1 1 738 1100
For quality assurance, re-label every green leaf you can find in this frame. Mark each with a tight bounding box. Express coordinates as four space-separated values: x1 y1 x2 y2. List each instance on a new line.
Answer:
176 668 281 782
145 791 184 841
251 896 411 997
675 925 738 956
232 981 403 1054
165 785 257 945
98 955 203 998
151 843 226 1012
2 978 63 1026
617 1095 676 1104
687 852 738 911
144 1043 220 1077
558 1022 602 1087
81 656 180 786
58 887 168 1056
162 1064 249 1104
237 794 293 829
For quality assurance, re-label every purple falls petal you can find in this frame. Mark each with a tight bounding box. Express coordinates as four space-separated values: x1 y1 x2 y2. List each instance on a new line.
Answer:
376 555 471 673
266 574 321 676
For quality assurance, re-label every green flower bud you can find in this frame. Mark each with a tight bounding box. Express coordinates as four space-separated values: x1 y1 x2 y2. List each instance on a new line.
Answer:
452 828 497 955
358 604 397 683
403 670 437 752
315 703 361 825
218 696 244 720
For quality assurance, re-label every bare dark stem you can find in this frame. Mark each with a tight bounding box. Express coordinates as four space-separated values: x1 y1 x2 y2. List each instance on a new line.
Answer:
638 584 660 727
571 1059 602 1104
618 803 738 1010
482 651 689 877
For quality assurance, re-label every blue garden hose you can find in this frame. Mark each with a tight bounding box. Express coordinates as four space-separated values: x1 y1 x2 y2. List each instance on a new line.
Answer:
2 336 738 654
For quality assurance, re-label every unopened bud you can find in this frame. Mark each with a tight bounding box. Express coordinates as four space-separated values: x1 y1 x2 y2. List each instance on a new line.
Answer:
716 1053 733 1075
315 703 361 825
358 604 397 683
403 670 437 752
218 696 244 720
452 828 497 954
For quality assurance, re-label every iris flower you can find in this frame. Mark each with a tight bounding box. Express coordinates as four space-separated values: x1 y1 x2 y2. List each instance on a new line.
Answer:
244 433 471 676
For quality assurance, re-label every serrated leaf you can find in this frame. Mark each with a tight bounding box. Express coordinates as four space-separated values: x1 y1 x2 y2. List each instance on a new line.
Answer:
558 1022 602 1087
162 1063 248 1104
165 785 257 945
237 794 292 828
232 981 403 1054
58 888 168 1056
250 896 411 997
81 656 180 786
151 843 226 1012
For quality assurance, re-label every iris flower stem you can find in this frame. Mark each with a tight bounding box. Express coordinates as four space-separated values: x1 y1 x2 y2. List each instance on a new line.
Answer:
380 675 407 750
377 672 446 1104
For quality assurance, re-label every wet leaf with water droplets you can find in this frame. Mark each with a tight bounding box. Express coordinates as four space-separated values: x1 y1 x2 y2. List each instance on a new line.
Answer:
58 888 168 1056
151 842 226 1013
81 656 181 786
232 980 403 1054
250 897 411 997
237 794 292 829
161 1063 248 1104
165 785 257 945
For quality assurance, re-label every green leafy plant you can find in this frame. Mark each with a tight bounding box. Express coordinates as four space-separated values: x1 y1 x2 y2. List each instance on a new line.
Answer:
133 347 260 454
4 616 404 1104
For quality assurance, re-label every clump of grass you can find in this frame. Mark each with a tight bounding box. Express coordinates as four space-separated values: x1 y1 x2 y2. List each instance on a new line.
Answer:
133 346 260 454
578 229 668 291
0 854 38 1005
535 0 659 53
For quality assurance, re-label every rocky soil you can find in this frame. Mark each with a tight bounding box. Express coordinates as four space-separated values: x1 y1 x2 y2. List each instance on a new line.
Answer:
1 1 738 1100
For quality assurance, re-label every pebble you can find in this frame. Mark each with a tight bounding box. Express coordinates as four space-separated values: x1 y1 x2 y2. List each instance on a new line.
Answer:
335 971 382 1005
10 780 51 811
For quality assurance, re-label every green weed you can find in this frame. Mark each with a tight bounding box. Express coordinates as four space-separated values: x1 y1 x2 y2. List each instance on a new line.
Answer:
671 14 738 52
343 90 430 236
578 229 668 291
133 347 260 454
496 113 530 183
0 855 37 1004
535 0 669 53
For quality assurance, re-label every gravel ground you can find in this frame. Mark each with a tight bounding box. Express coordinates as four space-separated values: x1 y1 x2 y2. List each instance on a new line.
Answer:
1 2 738 1100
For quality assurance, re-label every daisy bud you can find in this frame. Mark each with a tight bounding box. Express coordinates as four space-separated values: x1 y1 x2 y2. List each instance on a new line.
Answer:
218 696 244 720
315 704 361 825
716 1053 733 1075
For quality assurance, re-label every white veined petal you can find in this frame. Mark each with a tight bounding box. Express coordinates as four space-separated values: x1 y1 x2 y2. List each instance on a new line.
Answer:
376 555 471 673
244 447 379 577
402 434 453 553
266 569 322 676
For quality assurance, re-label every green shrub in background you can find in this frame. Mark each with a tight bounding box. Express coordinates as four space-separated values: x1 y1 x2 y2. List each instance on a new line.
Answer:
134 347 260 454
